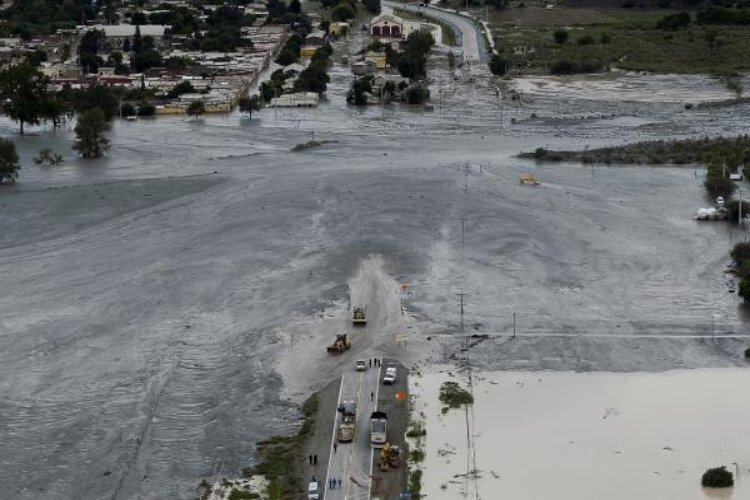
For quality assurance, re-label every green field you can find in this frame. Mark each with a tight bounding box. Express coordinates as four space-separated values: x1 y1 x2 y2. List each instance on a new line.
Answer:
489 7 750 74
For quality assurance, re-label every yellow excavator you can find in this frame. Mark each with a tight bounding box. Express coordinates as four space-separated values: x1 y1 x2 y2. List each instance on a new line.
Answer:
518 174 540 186
378 443 401 471
326 334 351 353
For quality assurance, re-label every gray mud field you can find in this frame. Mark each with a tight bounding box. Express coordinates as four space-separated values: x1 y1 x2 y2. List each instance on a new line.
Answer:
1 57 749 499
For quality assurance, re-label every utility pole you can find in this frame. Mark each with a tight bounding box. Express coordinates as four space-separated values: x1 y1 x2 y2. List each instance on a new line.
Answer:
463 163 470 193
512 311 516 339
457 293 466 333
459 217 468 248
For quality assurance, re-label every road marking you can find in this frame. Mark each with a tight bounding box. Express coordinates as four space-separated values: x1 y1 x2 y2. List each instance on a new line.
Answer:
431 332 750 339
367 363 382 500
323 376 345 500
345 371 365 499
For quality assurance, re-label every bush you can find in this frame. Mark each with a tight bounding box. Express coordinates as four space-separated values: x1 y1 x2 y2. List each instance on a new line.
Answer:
553 28 569 44
577 35 595 45
600 32 611 44
137 104 156 116
704 176 736 198
489 54 508 76
404 85 430 104
745 347 750 358
657 11 691 30
0 137 20 183
701 466 734 488
439 381 473 408
550 59 603 75
738 278 750 302
120 102 136 117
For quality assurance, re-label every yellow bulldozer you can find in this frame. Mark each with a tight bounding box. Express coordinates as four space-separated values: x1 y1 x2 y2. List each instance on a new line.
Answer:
327 333 351 353
378 443 401 471
518 174 540 186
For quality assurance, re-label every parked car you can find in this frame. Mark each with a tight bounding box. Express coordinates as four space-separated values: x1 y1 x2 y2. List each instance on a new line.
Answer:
356 359 367 371
308 477 320 500
383 366 397 385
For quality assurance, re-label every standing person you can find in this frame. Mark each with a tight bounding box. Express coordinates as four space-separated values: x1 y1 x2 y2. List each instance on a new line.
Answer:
369 358 372 368
370 391 374 402
308 454 312 465
333 442 338 453
329 477 333 489
313 454 318 465
338 478 342 489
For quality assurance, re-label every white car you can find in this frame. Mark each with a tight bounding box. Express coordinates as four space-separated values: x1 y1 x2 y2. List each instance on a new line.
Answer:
355 359 367 371
383 366 397 385
308 478 320 500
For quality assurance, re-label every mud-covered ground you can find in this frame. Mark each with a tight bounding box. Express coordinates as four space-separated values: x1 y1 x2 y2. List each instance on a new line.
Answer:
2 54 750 499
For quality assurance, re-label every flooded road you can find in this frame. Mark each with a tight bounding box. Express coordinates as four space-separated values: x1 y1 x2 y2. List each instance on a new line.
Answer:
1 55 750 498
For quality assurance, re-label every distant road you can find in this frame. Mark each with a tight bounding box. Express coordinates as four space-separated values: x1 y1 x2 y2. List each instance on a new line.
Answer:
384 1 487 63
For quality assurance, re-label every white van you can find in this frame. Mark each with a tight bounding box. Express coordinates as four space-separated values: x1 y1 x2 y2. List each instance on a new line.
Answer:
308 477 320 499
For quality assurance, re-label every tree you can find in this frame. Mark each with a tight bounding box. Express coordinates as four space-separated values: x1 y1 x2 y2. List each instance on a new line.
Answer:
331 2 355 21
486 0 509 8
704 29 722 53
289 0 302 14
0 138 20 183
489 54 508 76
0 63 51 135
363 0 381 15
397 54 423 79
701 467 734 488
553 28 569 44
74 85 120 121
79 29 105 73
74 108 110 159
167 80 196 98
404 85 430 104
186 100 205 118
238 95 262 117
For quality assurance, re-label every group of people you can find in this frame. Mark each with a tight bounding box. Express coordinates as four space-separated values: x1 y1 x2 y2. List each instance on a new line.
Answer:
368 357 381 368
328 477 343 490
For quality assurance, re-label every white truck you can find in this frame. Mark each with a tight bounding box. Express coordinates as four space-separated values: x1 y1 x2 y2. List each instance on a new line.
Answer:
370 411 387 446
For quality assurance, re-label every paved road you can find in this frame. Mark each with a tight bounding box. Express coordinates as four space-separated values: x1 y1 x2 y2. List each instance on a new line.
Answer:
385 1 487 63
325 362 381 500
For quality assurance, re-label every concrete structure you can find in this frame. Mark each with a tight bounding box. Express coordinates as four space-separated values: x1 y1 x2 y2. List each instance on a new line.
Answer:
86 24 171 50
269 92 319 107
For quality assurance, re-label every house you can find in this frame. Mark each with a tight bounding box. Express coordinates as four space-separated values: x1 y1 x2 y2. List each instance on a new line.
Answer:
300 46 318 58
352 60 376 76
370 13 406 38
364 50 387 70
328 22 349 37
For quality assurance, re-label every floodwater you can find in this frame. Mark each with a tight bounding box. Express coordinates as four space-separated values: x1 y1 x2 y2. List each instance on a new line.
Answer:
415 368 750 500
2 48 750 498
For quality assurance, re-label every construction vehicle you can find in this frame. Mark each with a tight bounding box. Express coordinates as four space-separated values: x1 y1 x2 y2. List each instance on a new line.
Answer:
352 306 367 325
370 411 387 446
337 401 356 443
518 174 540 186
327 334 351 353
378 443 402 471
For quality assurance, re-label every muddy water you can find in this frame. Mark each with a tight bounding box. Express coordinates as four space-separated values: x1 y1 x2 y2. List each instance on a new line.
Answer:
416 368 750 499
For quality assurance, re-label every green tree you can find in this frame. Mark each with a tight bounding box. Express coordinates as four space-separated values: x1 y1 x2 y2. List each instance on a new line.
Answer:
0 63 51 135
0 138 20 183
489 54 508 76
331 2 355 21
167 80 196 98
702 466 734 487
363 0 381 14
186 100 205 118
238 95 262 117
73 108 111 159
74 85 120 121
553 28 569 44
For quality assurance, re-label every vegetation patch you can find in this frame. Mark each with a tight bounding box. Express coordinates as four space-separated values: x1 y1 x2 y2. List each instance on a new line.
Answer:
228 489 260 500
408 468 423 496
439 381 474 409
489 7 750 74
701 466 734 488
242 394 318 499
410 449 425 462
406 422 426 438
521 135 750 166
